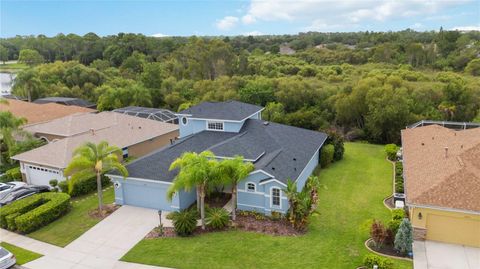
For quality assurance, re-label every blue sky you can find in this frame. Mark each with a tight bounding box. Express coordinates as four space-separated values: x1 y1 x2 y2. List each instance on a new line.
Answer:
1 0 479 37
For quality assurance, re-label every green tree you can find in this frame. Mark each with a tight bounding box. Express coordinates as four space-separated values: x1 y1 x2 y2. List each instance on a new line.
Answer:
465 59 480 76
0 45 8 64
18 49 44 66
0 111 26 167
167 151 219 229
263 102 285 123
64 141 128 215
216 156 254 221
394 218 413 255
13 69 43 102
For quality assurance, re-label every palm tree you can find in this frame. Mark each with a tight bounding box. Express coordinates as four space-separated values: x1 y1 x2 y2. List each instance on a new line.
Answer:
13 69 42 102
0 111 26 167
167 151 218 229
64 141 128 215
283 179 298 223
216 155 254 221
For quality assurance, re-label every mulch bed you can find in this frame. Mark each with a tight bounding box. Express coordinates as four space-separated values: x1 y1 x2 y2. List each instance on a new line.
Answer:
366 238 411 259
88 204 120 219
145 211 303 239
384 196 395 209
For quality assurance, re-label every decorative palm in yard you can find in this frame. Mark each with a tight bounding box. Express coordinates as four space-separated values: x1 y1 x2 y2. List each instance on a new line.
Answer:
64 141 128 215
167 151 218 230
0 110 27 166
217 155 254 221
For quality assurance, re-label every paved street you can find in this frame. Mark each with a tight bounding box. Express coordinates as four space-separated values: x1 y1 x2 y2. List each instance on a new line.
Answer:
413 240 480 269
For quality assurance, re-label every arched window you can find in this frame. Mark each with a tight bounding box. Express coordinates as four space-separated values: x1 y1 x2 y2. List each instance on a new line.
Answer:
246 182 256 192
271 187 281 207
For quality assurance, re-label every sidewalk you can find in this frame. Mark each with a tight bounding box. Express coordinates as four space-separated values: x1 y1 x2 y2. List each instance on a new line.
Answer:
1 206 171 269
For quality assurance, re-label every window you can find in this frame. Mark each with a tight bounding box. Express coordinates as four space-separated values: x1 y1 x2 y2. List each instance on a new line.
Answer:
207 121 224 131
246 182 256 192
271 188 281 207
181 117 188 125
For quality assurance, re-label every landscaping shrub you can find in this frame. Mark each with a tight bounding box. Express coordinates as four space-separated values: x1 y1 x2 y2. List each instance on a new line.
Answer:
14 192 71 233
205 207 230 229
370 219 388 248
320 144 335 168
67 175 110 197
384 144 399 161
170 209 197 236
391 209 405 221
363 254 394 269
0 195 44 228
4 167 21 181
395 177 404 193
394 218 413 255
49 179 58 188
58 180 68 193
325 130 345 162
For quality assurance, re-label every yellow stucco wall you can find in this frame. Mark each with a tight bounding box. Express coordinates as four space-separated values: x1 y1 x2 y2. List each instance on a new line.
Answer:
410 206 480 247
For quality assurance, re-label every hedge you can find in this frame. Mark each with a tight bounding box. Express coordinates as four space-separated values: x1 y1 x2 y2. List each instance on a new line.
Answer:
384 144 399 161
363 254 394 269
66 175 111 197
320 144 335 168
0 192 71 233
0 195 45 228
5 167 21 181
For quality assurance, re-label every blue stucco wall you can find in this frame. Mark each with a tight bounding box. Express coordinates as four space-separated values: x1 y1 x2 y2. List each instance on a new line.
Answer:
296 147 320 190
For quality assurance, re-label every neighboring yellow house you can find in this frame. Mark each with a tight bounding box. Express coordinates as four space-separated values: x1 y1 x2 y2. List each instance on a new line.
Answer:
401 124 480 247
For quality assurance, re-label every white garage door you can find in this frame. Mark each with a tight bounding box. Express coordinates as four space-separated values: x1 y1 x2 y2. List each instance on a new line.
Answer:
25 165 63 186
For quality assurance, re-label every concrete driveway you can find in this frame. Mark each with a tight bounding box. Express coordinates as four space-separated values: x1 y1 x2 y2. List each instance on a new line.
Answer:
20 205 167 269
414 240 480 269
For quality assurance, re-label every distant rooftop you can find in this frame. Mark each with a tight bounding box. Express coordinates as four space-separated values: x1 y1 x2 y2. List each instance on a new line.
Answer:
0 99 95 125
178 100 263 121
113 106 178 124
33 97 96 108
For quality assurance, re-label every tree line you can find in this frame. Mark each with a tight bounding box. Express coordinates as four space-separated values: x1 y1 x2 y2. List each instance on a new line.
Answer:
3 30 480 144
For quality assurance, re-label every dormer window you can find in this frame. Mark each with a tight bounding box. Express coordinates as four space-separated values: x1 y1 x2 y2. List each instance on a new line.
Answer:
207 121 224 131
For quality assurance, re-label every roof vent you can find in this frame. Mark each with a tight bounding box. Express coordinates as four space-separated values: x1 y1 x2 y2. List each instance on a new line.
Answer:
263 121 269 126
90 128 95 135
293 158 297 161
444 147 449 158
421 142 424 146
294 167 297 171
271 167 275 170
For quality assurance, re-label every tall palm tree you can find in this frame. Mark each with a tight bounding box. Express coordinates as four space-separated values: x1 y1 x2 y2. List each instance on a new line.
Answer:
0 111 26 167
283 179 298 223
64 141 128 215
13 69 42 102
167 151 218 230
216 155 254 221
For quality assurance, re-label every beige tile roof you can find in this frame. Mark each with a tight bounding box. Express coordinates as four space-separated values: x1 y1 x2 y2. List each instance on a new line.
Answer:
24 111 139 137
0 99 96 125
401 125 480 212
11 112 179 169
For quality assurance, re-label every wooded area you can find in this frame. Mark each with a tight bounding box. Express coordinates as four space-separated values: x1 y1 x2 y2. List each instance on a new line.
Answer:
1 29 479 143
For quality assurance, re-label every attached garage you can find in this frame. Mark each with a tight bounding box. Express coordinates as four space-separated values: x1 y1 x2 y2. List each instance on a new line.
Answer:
426 213 480 247
22 163 64 186
110 177 196 212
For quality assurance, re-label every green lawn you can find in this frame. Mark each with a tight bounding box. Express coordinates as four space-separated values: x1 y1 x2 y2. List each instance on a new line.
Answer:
0 242 43 265
121 143 413 269
0 62 28 72
27 187 114 247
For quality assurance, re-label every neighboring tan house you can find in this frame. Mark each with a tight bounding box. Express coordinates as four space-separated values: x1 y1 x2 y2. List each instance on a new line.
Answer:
12 112 179 186
401 124 480 247
0 99 95 125
108 101 327 215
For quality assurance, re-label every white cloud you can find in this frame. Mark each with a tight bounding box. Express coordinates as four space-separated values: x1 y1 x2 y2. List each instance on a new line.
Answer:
239 0 469 30
216 16 239 31
242 30 264 36
151 33 168 37
451 25 480 31
410 23 424 29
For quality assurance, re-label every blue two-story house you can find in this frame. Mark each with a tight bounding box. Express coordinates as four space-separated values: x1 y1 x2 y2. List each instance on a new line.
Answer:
108 100 327 215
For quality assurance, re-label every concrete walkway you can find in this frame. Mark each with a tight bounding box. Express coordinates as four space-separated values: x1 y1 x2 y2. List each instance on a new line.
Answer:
1 206 170 269
413 240 480 269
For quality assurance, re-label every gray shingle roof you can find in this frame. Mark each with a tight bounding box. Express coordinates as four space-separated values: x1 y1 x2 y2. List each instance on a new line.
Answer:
33 97 96 108
178 100 263 121
118 119 327 184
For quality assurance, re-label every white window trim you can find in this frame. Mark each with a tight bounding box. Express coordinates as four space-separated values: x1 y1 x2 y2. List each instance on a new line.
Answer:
270 187 282 209
206 121 224 131
245 182 256 192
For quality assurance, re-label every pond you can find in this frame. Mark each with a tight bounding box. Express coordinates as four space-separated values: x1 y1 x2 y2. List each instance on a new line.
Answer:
0 72 16 95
